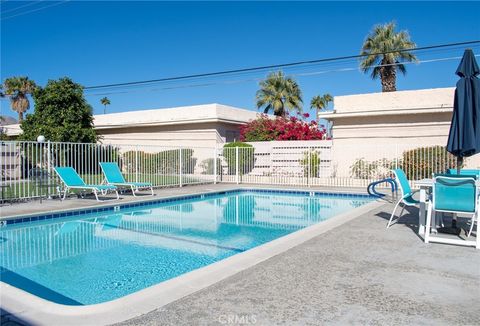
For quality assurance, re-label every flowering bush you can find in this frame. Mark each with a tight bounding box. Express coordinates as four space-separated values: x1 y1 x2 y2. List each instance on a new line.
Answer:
240 114 327 141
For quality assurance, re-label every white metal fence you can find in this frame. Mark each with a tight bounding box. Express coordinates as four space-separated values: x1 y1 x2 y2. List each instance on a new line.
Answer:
0 140 467 202
0 141 216 201
217 142 463 189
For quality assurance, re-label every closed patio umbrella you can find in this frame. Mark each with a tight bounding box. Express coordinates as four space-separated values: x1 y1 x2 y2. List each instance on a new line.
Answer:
447 48 480 167
445 49 480 231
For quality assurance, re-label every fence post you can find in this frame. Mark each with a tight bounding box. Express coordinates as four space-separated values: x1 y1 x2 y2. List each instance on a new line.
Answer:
307 147 311 187
135 147 139 183
235 146 239 184
179 148 183 187
213 147 217 184
47 140 51 199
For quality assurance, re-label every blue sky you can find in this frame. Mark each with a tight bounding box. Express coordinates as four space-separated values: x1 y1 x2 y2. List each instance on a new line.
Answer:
1 1 480 120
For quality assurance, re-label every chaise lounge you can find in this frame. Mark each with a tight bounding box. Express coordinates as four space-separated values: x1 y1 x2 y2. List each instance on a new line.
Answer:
54 167 119 201
99 162 154 196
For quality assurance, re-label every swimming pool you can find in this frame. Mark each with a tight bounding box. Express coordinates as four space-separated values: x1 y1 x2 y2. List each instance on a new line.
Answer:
0 189 373 305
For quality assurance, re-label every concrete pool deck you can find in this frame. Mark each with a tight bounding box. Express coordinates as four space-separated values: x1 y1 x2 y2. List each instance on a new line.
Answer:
1 184 479 325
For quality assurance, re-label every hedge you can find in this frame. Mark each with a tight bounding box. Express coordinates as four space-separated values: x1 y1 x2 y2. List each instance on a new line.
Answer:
300 151 321 177
223 142 255 175
402 146 457 180
121 148 196 174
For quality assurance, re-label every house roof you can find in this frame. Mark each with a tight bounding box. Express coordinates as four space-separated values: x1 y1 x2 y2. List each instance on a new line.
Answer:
93 103 259 130
3 103 260 136
318 87 455 120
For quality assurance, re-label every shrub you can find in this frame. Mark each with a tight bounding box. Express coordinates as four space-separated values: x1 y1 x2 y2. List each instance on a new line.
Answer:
223 142 255 175
300 151 321 177
402 146 458 180
199 158 222 175
21 143 119 177
240 114 327 141
350 158 395 180
121 148 196 174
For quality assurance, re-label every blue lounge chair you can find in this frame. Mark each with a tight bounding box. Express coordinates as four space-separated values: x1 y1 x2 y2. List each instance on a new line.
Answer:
99 162 154 196
54 167 119 202
425 175 479 249
386 169 420 229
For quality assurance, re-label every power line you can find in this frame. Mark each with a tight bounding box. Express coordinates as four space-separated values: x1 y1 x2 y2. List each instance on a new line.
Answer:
84 40 480 90
1 0 46 15
1 0 70 20
85 54 480 97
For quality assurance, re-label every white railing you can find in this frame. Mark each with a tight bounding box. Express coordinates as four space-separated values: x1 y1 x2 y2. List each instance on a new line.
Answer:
0 141 217 201
0 140 470 202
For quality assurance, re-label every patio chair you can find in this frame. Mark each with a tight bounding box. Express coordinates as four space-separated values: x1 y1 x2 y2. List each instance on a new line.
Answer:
99 162 154 196
386 169 420 229
425 175 479 249
54 167 119 202
447 169 480 177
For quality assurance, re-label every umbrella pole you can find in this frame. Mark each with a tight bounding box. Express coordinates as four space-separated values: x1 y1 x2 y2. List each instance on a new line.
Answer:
456 157 463 174
452 156 464 229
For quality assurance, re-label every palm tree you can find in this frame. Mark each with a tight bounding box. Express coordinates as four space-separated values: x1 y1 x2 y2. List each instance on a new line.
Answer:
3 76 37 122
310 94 333 122
256 71 302 117
360 22 417 92
100 97 111 114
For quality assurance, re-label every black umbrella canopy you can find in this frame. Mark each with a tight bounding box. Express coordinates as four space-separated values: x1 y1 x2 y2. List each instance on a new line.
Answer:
447 49 480 165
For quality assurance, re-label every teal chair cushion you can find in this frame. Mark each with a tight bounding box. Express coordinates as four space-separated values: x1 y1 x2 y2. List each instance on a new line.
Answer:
100 162 127 184
434 176 476 213
393 169 413 196
447 169 480 177
128 182 153 187
54 167 86 187
404 194 420 205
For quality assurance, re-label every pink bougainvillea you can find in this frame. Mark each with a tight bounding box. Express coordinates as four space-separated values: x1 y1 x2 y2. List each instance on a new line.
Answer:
240 114 328 142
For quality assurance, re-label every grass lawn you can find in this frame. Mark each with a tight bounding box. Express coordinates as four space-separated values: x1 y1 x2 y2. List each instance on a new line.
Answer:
1 173 207 201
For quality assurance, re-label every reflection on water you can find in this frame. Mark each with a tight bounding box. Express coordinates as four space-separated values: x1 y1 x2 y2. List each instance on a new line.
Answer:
0 191 371 304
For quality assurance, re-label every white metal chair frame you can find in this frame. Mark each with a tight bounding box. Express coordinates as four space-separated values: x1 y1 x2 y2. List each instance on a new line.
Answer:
387 170 420 229
55 173 120 202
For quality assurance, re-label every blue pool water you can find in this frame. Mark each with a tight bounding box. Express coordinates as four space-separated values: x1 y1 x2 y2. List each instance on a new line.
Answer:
0 190 372 305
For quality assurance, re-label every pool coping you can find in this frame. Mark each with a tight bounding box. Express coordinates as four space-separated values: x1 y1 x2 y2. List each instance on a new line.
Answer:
0 188 385 326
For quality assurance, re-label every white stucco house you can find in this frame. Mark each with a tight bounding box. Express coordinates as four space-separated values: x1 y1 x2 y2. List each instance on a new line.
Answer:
319 87 479 170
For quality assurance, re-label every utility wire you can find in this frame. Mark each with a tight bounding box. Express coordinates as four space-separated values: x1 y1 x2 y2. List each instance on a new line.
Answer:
1 0 70 20
84 40 480 90
84 54 480 97
1 0 46 14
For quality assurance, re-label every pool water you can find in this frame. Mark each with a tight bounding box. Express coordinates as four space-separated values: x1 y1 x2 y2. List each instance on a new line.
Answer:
0 190 372 305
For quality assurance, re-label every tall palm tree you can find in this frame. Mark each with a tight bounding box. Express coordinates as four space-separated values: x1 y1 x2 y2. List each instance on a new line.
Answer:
360 22 417 92
3 76 37 122
256 71 302 117
100 97 111 114
310 93 333 122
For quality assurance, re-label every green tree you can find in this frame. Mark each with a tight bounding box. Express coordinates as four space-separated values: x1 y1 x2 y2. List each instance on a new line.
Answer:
3 76 38 122
360 22 417 92
310 93 333 122
100 96 111 114
21 77 97 143
256 71 302 117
